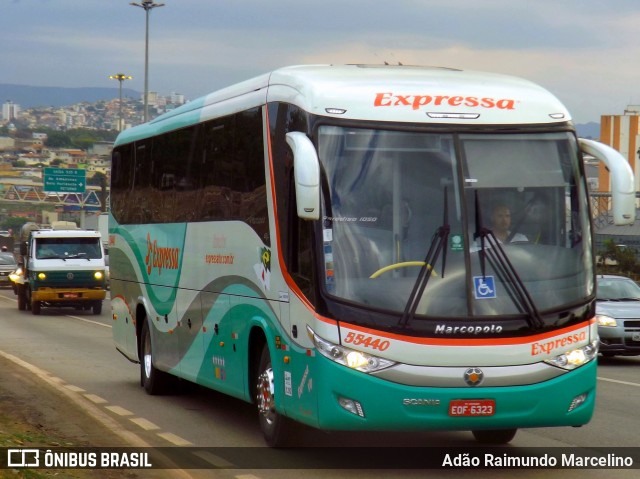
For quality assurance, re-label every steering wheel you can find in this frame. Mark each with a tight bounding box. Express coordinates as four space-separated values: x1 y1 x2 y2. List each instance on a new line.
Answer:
369 261 437 279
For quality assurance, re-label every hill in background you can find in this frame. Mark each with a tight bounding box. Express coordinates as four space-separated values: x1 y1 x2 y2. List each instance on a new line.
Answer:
1 83 601 137
575 122 600 139
0 83 140 109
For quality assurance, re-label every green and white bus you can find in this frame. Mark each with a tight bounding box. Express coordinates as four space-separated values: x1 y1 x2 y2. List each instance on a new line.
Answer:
110 64 634 446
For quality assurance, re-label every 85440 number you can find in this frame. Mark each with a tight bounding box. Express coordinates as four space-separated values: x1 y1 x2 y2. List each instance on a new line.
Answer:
343 332 390 351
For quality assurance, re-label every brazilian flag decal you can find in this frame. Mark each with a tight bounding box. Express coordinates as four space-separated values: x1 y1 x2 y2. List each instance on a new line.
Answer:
254 246 271 291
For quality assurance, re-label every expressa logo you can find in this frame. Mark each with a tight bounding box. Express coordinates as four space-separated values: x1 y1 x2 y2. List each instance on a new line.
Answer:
531 331 587 356
374 92 516 111
145 233 180 275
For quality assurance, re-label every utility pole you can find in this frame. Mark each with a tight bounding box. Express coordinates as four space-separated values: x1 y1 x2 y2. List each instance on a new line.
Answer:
108 73 132 131
130 1 165 123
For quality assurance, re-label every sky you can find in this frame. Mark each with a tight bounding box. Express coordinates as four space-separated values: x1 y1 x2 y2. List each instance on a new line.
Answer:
2 0 640 124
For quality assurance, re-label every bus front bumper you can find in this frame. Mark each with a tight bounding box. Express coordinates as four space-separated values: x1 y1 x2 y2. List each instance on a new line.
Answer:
290 355 596 432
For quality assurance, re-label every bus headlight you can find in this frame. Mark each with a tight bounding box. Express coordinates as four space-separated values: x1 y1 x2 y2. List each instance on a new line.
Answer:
94 271 104 280
307 326 396 373
37 272 46 280
544 340 598 370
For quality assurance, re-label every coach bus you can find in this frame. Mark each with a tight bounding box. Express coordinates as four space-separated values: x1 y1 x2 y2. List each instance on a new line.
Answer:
109 64 635 446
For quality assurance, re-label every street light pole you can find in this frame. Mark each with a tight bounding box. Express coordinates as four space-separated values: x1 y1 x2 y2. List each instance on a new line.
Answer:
109 73 133 131
130 0 165 123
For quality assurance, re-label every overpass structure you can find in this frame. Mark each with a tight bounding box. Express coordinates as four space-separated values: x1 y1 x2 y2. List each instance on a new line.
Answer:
0 178 108 211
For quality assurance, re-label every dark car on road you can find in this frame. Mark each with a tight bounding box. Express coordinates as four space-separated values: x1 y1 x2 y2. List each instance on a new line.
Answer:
0 252 18 289
596 275 640 357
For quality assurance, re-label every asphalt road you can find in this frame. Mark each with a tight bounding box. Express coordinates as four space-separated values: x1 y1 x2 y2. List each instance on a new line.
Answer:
0 287 639 479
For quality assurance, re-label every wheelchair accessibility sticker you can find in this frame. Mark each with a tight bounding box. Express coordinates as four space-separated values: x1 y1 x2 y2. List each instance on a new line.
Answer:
473 276 496 299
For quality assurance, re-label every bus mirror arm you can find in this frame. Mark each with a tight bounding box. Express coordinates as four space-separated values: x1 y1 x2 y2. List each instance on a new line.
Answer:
286 132 321 220
579 138 635 226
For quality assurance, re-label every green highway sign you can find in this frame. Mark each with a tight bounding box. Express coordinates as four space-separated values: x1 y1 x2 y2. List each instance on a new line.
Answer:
43 168 87 193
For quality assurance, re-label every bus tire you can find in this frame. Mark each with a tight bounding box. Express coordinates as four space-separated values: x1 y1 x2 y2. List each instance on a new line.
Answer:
472 428 517 444
17 285 26 311
255 344 294 447
93 301 102 315
31 299 41 315
140 320 170 395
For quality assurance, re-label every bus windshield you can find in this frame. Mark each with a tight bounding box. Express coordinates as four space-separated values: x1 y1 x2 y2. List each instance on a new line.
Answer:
318 126 592 319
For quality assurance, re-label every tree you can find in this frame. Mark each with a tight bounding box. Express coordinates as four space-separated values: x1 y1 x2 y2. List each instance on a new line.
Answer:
87 171 107 187
598 239 639 276
46 131 73 148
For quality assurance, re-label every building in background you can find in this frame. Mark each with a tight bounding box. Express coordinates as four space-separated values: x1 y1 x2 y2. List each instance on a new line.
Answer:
596 106 640 258
599 105 640 194
2 101 20 121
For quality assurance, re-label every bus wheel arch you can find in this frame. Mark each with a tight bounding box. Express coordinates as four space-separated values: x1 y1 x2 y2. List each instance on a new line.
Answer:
135 303 146 360
252 331 296 447
139 310 171 394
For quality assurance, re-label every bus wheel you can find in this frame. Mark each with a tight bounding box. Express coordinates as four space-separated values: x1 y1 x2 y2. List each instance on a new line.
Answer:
140 320 170 395
31 300 41 315
472 428 517 444
93 301 102 315
17 285 26 311
255 344 294 447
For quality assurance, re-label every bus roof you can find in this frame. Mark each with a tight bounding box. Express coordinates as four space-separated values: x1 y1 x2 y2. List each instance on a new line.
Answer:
114 64 571 146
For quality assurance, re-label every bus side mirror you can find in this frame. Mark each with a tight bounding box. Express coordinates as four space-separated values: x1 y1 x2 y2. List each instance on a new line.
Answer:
579 138 635 225
285 132 320 220
20 241 28 257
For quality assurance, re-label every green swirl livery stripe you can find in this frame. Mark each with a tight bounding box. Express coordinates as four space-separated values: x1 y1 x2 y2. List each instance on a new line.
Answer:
114 224 186 310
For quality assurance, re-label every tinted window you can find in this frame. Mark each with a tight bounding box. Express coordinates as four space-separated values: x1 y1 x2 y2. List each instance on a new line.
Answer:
111 108 269 244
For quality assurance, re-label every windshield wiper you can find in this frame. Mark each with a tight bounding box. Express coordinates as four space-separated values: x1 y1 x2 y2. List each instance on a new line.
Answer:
474 191 544 330
39 254 66 261
398 188 450 328
66 253 92 260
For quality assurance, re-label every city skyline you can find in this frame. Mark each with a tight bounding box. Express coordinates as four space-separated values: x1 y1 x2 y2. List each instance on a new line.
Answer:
3 1 640 124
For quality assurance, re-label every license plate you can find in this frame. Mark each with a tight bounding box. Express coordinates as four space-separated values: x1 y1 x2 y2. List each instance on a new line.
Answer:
449 399 495 417
62 293 79 299
633 332 640 342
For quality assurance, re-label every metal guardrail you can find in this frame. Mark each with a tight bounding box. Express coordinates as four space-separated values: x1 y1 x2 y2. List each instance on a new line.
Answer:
590 192 640 230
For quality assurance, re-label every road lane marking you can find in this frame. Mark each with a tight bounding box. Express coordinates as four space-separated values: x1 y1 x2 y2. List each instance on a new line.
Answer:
65 314 111 328
130 417 161 430
0 293 111 328
0 349 152 448
84 393 109 404
157 432 193 446
106 405 134 416
0 349 200 479
191 450 236 468
64 384 85 393
598 376 640 387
